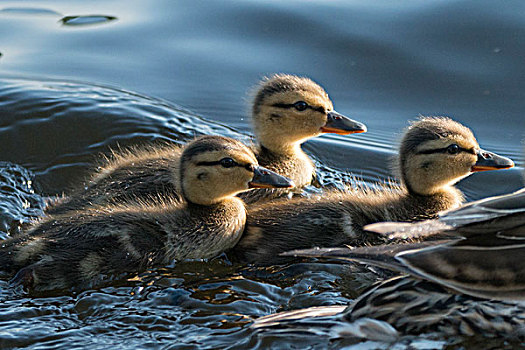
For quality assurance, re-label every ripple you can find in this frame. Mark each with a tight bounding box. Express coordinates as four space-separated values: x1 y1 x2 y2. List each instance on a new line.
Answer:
0 162 44 238
0 7 62 16
0 76 249 194
60 15 117 27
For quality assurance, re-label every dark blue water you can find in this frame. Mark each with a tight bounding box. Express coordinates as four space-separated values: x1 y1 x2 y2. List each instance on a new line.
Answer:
0 1 523 348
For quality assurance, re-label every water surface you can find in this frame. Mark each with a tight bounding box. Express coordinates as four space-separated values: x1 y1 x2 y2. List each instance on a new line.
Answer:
0 1 523 348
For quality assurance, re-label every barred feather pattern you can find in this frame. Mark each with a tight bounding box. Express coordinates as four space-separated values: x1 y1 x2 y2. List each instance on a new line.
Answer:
345 276 525 340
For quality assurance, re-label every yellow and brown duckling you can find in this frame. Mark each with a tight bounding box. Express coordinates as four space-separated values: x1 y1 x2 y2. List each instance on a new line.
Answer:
45 74 365 214
269 185 525 341
0 136 293 292
238 74 366 203
231 117 514 265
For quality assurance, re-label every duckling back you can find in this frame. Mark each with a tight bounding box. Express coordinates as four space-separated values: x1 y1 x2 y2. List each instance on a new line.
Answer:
232 185 461 265
46 143 183 215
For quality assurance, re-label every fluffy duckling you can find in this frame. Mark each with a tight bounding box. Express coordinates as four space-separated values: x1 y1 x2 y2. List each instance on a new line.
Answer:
45 74 365 214
0 136 293 292
238 74 366 203
270 186 525 340
232 117 514 264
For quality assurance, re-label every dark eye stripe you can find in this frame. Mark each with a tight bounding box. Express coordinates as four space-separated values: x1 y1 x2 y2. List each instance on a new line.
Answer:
196 161 223 166
416 146 476 155
271 103 325 113
196 161 254 172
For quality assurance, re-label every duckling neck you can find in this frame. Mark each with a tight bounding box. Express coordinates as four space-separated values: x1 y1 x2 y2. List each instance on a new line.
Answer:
259 141 304 157
258 143 314 189
405 185 465 217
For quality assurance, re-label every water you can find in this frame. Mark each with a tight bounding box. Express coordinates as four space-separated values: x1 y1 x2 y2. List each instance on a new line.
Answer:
0 1 524 348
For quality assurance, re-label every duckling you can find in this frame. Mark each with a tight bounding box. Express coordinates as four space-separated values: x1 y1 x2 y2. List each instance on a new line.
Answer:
253 186 525 341
238 74 367 203
232 117 514 265
45 74 365 214
0 136 293 292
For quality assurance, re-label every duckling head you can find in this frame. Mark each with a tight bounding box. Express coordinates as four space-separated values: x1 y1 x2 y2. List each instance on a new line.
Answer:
251 74 367 154
399 117 514 195
180 136 294 205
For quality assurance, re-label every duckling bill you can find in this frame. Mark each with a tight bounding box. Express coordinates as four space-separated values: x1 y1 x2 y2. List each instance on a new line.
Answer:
321 110 367 135
231 117 514 265
471 148 514 171
0 136 292 292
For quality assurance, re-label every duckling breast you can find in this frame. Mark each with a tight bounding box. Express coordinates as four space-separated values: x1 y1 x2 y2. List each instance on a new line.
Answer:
256 145 315 188
165 198 247 261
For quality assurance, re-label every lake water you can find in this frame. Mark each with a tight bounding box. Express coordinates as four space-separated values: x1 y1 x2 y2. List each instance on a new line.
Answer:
0 1 523 349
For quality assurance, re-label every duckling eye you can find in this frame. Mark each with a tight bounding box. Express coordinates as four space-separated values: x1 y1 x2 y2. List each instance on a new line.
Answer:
447 144 460 154
294 101 308 111
219 157 237 168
